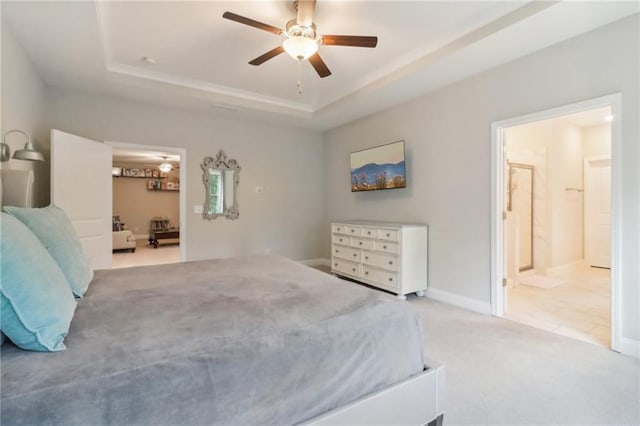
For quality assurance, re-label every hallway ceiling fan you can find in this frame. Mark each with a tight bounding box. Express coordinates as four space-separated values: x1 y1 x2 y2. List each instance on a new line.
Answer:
222 0 378 79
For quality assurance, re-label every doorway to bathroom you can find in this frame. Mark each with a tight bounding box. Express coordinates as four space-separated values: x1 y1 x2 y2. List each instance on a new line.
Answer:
503 107 612 347
490 95 621 351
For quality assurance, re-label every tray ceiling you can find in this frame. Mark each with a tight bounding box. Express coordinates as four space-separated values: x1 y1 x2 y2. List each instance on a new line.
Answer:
2 1 638 130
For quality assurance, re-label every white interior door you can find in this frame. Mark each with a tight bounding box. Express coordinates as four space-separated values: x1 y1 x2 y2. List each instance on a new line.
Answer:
51 129 112 270
584 157 611 268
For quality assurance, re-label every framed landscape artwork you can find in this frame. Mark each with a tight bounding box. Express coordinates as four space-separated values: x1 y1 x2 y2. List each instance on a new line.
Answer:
350 141 406 192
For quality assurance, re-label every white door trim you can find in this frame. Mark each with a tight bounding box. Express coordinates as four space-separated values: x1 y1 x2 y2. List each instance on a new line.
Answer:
105 141 187 263
490 93 622 352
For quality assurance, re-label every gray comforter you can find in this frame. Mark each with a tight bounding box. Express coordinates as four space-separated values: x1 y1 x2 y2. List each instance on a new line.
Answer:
1 256 424 425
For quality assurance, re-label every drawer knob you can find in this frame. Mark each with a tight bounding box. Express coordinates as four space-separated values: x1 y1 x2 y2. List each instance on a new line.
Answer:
339 238 343 242
367 231 371 235
365 256 369 260
389 261 393 265
335 249 339 253
388 277 393 282
334 263 338 266
386 233 390 237
351 229 355 233
383 245 387 249
352 268 356 272
337 228 341 231
365 271 369 275
359 242 363 246
353 253 357 257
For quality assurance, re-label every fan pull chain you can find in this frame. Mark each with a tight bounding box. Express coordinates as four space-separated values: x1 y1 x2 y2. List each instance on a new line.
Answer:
296 60 303 95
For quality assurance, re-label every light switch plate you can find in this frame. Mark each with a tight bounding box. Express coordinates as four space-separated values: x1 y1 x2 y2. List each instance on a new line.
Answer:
193 205 203 214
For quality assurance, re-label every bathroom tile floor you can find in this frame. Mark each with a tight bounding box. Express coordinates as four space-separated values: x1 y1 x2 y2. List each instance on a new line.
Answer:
504 266 610 348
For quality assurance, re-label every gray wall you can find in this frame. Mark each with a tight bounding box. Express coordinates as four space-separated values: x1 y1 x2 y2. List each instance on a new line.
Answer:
324 16 639 343
1 23 49 206
45 88 325 262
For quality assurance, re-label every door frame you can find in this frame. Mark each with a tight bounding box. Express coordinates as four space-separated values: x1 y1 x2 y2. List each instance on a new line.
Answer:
490 93 622 352
106 141 187 263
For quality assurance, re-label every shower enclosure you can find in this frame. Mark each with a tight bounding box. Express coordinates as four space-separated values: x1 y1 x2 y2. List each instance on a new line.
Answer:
508 163 534 271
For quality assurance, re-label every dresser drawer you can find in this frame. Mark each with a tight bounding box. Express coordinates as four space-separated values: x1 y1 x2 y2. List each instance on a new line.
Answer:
361 228 376 238
332 235 350 246
378 229 400 241
333 246 361 262
345 226 362 237
351 237 375 250
362 251 398 272
374 240 399 254
332 224 349 235
362 266 399 289
332 259 360 277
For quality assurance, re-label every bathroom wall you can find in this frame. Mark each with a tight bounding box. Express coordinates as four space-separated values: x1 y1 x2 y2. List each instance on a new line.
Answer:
505 118 586 274
548 124 584 269
583 125 611 158
504 121 552 274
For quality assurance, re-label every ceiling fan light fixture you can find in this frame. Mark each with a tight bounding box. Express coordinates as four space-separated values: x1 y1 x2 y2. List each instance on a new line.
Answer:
159 162 172 173
283 36 318 61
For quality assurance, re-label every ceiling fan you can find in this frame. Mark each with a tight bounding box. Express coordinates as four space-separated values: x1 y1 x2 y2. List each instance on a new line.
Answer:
222 0 378 79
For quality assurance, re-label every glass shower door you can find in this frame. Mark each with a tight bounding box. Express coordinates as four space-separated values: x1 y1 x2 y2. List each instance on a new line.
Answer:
509 163 534 271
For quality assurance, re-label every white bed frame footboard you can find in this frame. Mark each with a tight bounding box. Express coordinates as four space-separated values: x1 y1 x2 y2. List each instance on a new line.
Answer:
305 358 445 426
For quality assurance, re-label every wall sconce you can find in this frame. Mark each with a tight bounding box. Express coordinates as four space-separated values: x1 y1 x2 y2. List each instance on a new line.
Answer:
1 130 45 162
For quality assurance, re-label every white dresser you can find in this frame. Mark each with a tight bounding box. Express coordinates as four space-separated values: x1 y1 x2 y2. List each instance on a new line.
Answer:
331 221 427 299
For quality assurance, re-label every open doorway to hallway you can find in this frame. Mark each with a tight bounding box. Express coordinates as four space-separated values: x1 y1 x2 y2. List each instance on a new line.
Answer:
111 147 182 269
502 107 612 347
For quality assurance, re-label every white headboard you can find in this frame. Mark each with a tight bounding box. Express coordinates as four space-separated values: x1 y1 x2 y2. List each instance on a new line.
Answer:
0 169 35 208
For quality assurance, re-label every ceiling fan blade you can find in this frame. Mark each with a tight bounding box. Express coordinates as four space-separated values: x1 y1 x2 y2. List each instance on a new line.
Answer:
249 46 285 66
308 53 331 78
222 11 283 35
296 0 316 27
322 35 378 48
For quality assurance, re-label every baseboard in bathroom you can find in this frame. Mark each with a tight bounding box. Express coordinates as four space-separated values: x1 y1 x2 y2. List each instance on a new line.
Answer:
546 260 586 277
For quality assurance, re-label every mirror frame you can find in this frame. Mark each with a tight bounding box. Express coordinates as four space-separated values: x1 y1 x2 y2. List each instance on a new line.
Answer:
201 150 241 220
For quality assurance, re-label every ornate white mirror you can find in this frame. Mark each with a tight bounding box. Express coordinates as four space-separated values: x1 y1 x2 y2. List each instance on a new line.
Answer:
201 150 240 220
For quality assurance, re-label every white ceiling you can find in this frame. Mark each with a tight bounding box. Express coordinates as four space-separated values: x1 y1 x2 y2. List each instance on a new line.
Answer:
559 107 612 128
3 1 638 130
112 148 179 166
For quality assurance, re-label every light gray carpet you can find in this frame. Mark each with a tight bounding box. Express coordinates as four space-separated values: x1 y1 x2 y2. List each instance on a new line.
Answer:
406 295 639 425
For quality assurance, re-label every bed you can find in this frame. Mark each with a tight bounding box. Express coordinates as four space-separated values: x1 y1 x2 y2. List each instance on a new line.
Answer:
2 256 444 425
1 172 444 425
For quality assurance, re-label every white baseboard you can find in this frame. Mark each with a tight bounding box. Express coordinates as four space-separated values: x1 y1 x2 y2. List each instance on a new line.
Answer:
425 287 492 315
300 258 331 267
546 260 586 276
619 337 640 358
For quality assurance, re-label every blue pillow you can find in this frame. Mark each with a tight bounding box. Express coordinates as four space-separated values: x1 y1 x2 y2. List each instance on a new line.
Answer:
4 205 93 298
0 213 77 351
